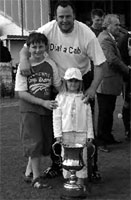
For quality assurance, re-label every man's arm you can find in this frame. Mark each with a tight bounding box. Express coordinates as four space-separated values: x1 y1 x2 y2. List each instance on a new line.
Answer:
83 61 105 103
90 64 104 91
19 46 31 76
82 35 106 103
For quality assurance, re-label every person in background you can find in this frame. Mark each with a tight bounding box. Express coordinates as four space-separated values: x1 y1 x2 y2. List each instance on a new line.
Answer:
97 14 130 152
0 39 14 98
0 39 12 62
19 0 106 180
90 9 104 37
53 68 94 189
15 32 61 189
88 8 104 178
118 31 131 140
89 8 105 104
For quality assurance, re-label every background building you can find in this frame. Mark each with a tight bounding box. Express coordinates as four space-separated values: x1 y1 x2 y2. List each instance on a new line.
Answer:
0 0 130 34
0 0 50 34
0 0 50 66
0 0 130 67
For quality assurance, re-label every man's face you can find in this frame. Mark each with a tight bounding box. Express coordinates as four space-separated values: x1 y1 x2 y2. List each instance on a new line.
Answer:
108 17 120 37
55 5 75 33
92 15 104 30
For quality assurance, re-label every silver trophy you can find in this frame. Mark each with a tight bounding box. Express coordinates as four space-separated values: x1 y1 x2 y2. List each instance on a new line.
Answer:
61 143 86 199
52 140 95 199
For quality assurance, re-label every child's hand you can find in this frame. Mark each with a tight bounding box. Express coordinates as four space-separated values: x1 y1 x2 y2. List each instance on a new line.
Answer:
42 100 58 110
87 138 93 144
56 137 62 143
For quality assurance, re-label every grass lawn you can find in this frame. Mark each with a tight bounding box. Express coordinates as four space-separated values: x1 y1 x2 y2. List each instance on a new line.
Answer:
0 96 130 200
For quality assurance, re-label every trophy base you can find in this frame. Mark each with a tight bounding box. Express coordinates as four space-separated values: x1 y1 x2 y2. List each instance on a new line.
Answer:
60 183 87 200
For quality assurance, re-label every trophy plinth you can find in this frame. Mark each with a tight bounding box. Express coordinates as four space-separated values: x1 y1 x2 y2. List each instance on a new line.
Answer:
61 144 86 199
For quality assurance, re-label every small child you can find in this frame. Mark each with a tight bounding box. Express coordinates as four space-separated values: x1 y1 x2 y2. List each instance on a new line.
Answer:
53 68 94 188
15 32 61 188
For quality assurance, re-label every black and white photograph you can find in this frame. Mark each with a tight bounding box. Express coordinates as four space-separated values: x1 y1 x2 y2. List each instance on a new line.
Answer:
0 0 130 199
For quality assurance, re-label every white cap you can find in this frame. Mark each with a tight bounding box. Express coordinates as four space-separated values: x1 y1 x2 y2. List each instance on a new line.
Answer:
64 68 82 80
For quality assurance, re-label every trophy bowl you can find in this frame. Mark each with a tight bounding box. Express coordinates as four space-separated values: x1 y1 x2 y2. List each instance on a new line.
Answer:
61 143 86 199
62 144 84 171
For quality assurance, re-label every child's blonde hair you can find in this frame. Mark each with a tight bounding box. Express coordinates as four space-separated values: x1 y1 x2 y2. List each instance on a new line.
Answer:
60 79 83 93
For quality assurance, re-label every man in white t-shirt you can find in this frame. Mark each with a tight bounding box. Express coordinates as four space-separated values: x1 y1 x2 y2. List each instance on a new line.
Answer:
19 0 106 181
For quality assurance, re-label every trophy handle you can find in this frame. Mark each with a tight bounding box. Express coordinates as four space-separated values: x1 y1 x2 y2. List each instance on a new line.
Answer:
79 143 95 167
52 141 62 157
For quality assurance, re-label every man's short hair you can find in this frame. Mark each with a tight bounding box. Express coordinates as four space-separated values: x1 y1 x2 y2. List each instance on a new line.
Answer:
54 0 75 16
91 9 104 18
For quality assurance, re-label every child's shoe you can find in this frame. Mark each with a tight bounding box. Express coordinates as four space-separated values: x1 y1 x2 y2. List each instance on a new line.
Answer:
23 172 33 183
91 170 102 182
32 177 52 189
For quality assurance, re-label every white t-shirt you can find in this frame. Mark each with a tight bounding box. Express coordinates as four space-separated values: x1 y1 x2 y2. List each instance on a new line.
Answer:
37 20 106 77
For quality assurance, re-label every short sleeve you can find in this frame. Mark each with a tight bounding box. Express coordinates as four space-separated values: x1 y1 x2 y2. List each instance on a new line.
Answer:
87 37 106 66
46 58 61 88
15 65 28 91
